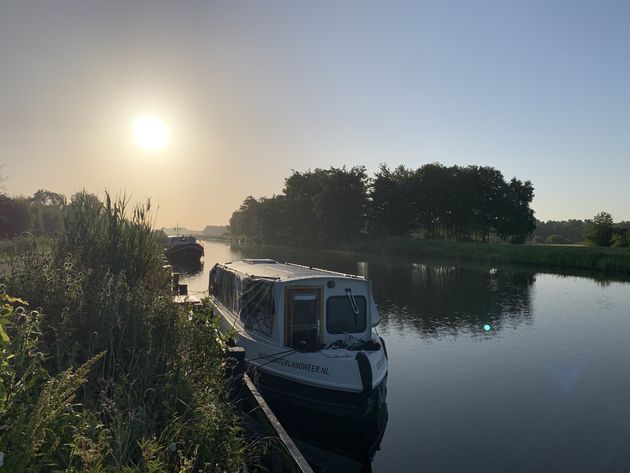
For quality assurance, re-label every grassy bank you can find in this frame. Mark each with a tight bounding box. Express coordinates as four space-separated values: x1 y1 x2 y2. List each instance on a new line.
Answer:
341 237 630 274
1 193 259 472
232 236 630 275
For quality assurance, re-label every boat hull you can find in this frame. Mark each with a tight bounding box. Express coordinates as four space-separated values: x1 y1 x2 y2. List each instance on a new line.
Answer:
254 369 387 419
165 242 204 262
211 296 388 418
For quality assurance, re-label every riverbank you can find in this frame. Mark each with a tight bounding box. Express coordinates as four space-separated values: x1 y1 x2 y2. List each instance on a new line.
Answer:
233 237 630 275
1 194 259 471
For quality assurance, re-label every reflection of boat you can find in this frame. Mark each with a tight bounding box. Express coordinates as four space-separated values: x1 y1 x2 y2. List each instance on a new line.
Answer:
209 259 388 418
269 401 388 473
170 258 204 277
164 235 204 263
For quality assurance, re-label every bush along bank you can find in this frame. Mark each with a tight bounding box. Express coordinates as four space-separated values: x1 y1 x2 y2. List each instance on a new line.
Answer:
233 235 630 276
342 237 630 274
0 192 259 472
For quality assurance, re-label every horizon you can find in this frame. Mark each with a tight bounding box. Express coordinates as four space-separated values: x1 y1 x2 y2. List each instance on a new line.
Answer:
2 1 630 228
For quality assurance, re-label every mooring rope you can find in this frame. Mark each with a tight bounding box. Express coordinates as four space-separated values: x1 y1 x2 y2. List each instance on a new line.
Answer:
251 348 299 369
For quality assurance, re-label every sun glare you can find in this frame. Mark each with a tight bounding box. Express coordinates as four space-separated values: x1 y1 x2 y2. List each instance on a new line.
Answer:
132 116 170 152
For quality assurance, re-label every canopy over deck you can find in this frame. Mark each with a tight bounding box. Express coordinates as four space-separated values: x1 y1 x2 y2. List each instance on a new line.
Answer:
222 259 364 282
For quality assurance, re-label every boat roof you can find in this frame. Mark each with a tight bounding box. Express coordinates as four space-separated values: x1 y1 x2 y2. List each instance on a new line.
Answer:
220 259 365 282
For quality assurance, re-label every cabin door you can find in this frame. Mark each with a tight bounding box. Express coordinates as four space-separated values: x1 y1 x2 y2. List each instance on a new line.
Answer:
285 288 322 352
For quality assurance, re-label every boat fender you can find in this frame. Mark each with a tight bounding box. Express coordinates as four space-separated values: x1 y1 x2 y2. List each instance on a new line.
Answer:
355 352 373 395
379 336 388 360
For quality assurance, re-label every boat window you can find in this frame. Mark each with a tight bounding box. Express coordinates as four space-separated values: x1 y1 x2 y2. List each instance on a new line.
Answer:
286 289 321 352
327 296 367 334
240 278 275 336
210 265 275 336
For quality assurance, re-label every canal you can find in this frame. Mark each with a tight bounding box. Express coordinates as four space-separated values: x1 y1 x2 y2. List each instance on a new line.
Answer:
176 240 630 473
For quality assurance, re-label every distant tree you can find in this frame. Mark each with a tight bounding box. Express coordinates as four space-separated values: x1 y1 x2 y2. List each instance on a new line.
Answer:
495 178 536 243
29 189 66 236
228 196 260 239
585 211 614 247
31 189 66 207
611 228 630 248
368 164 415 236
412 163 456 239
532 235 545 244
283 167 367 244
0 195 31 236
530 219 586 243
466 166 509 242
312 166 368 242
229 163 537 246
545 235 573 245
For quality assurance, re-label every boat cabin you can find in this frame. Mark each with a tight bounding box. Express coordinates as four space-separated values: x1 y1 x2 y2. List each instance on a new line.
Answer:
209 259 380 352
167 235 198 248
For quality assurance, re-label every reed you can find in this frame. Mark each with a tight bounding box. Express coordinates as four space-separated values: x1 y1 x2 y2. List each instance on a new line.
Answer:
1 191 258 472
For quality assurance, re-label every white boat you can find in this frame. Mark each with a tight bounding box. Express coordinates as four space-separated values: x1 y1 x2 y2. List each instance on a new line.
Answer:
208 259 388 417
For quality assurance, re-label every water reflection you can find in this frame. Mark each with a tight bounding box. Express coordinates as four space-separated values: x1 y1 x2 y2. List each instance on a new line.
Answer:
181 243 537 338
169 259 204 277
366 261 535 337
181 241 630 473
267 400 388 473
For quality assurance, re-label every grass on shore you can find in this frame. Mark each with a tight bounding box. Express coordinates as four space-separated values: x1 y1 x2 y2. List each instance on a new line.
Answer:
1 193 260 472
340 237 630 274
232 235 630 275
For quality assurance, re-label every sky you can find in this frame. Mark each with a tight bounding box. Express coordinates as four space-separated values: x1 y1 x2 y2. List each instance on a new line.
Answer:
1 0 629 228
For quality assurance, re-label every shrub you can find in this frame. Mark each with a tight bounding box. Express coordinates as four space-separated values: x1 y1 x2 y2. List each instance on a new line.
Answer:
545 235 574 245
4 191 257 471
585 211 613 247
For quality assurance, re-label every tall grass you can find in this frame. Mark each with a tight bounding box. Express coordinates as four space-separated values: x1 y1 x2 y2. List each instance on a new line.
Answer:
2 191 258 471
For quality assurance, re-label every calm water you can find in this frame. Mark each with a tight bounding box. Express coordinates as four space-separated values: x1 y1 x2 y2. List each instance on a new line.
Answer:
177 240 630 473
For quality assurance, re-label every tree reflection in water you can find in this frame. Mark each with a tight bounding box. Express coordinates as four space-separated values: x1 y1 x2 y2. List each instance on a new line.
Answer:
366 262 535 337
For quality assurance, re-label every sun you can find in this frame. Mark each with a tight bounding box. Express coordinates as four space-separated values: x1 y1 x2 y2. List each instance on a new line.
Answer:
132 116 170 152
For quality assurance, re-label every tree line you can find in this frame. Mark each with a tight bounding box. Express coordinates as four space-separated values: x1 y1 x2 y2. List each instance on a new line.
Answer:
0 189 66 237
229 163 537 245
529 214 630 247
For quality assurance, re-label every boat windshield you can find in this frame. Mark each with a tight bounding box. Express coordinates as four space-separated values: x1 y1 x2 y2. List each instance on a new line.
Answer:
327 296 367 334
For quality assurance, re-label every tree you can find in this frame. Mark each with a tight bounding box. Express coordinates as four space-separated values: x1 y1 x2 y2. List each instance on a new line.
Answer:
585 211 614 247
229 163 537 246
228 196 259 238
29 189 66 236
311 166 368 243
494 178 536 243
368 164 415 236
0 195 31 236
31 189 66 207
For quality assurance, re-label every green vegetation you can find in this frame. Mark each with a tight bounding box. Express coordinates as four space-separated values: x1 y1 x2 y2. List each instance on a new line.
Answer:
1 189 66 238
529 219 587 243
230 163 536 246
529 216 630 247
1 192 258 472
585 211 614 247
314 237 630 274
545 235 574 245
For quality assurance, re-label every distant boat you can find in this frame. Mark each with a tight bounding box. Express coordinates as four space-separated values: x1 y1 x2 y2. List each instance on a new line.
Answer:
164 235 204 262
209 259 388 418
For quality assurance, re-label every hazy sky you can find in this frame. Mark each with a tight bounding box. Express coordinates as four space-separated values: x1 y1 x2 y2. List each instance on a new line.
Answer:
1 0 629 228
